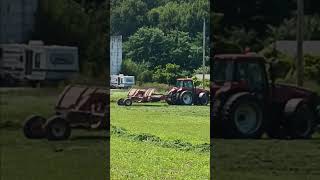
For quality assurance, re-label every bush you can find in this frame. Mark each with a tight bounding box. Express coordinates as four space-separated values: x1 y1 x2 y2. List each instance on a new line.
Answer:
305 55 320 84
137 70 154 83
153 63 182 85
133 82 170 93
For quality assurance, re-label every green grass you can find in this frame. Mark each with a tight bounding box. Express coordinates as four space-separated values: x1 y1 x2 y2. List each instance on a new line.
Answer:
111 136 209 180
110 90 210 179
0 87 107 180
1 130 107 180
213 139 320 180
110 100 209 145
3 88 319 180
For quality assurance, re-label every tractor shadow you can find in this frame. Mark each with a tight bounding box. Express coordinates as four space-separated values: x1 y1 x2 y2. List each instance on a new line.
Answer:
132 104 166 107
70 135 109 141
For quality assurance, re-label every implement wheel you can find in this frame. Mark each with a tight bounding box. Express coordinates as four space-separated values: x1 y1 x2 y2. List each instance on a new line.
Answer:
23 115 46 139
124 98 133 106
45 116 71 141
117 98 124 106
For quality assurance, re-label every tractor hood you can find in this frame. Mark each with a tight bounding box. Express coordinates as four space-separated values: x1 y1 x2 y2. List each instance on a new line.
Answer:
272 83 318 104
211 81 318 104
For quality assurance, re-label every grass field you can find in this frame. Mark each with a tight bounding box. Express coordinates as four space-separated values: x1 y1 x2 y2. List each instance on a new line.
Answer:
110 90 210 179
0 88 107 180
2 88 320 180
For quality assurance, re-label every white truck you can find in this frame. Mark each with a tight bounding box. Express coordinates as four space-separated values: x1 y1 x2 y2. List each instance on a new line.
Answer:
0 41 79 86
110 74 135 89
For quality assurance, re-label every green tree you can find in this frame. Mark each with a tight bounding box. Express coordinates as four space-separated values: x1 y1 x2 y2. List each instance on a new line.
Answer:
153 63 182 84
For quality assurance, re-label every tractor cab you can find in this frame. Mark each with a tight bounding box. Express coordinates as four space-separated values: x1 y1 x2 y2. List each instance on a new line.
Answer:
176 78 194 89
212 54 269 97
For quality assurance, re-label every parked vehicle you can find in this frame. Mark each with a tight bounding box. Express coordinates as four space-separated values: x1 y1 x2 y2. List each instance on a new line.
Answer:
211 53 320 139
110 74 135 89
0 41 79 86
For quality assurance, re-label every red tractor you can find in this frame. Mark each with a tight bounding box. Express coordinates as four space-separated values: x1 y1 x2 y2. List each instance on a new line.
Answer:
212 53 320 139
165 78 209 105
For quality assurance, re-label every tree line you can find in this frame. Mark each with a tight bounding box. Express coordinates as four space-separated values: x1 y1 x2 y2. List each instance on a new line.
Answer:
111 0 210 84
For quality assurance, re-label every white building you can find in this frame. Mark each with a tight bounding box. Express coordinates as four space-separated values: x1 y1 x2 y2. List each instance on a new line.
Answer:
0 0 38 43
110 36 122 75
276 41 320 57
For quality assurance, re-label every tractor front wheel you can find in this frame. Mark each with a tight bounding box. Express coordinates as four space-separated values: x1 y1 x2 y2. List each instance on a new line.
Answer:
45 116 71 141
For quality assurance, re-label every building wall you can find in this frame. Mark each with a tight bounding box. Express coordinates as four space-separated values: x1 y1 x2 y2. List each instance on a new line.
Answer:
0 0 38 44
276 41 320 57
110 36 122 75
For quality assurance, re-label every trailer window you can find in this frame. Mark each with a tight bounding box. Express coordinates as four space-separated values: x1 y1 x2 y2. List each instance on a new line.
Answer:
0 48 3 59
35 53 41 68
125 77 134 83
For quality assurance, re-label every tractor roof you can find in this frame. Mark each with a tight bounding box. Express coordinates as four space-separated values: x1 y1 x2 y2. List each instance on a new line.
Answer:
214 53 266 63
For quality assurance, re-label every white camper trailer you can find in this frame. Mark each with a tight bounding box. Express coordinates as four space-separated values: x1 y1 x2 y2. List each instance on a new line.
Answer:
110 74 135 89
0 41 79 85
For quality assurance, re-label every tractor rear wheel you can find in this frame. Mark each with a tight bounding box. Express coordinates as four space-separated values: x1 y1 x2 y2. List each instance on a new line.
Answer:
285 101 316 139
124 98 132 106
23 115 46 139
222 93 264 139
180 91 193 105
199 93 209 105
45 116 71 140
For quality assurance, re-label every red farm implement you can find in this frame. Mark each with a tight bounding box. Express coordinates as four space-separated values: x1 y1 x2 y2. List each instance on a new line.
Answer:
117 88 164 106
23 85 109 140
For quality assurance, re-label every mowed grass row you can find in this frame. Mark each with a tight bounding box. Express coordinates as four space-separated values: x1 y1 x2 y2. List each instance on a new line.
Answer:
110 91 210 145
111 136 209 180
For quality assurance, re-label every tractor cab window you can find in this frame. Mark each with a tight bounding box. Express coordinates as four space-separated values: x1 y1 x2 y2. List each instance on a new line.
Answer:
184 81 193 88
176 80 193 88
213 60 234 84
176 80 184 87
236 62 267 91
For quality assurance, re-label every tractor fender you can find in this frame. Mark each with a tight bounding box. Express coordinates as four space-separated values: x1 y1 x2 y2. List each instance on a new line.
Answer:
284 98 305 118
212 91 250 118
199 92 209 98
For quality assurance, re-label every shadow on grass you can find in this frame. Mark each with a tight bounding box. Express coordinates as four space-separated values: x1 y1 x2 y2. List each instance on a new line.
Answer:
70 136 108 141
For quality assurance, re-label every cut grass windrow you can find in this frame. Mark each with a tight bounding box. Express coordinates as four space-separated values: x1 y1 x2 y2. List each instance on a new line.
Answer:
111 125 210 153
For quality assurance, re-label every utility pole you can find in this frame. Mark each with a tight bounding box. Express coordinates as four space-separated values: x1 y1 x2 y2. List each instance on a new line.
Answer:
202 18 206 88
297 0 304 87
